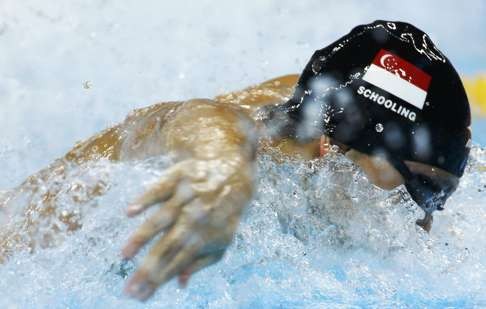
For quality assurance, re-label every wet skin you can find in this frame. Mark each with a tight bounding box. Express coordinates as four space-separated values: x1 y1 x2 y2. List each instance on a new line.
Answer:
0 74 447 300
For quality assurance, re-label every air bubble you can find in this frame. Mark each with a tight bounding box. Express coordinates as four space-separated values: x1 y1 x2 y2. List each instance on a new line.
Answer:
375 123 384 133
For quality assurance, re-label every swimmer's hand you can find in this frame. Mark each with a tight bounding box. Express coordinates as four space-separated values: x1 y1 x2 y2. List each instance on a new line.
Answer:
122 156 253 301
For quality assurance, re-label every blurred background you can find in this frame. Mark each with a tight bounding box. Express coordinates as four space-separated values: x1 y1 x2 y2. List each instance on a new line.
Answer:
0 0 485 188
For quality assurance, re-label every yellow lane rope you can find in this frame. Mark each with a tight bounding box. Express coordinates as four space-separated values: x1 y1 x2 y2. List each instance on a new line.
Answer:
463 74 486 116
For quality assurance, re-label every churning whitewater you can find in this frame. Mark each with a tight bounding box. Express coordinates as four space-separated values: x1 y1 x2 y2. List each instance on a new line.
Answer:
0 147 485 307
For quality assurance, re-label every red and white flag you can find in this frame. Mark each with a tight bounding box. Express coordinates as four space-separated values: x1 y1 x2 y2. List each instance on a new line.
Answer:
362 49 431 109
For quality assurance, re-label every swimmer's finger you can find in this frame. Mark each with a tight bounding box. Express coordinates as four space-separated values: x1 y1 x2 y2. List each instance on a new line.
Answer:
122 206 179 259
124 233 200 301
150 241 201 291
123 269 155 301
127 161 189 216
177 251 224 288
122 191 196 259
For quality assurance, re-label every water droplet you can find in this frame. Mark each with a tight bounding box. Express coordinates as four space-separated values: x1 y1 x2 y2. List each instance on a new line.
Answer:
83 81 92 89
330 144 341 153
438 156 445 165
375 123 384 133
311 59 322 74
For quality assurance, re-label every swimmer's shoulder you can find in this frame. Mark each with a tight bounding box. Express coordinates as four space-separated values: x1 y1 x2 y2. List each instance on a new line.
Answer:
125 101 183 123
214 74 299 111
124 73 299 122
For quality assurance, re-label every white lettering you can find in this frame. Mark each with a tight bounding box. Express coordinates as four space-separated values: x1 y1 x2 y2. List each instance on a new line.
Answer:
356 86 417 122
369 92 379 101
400 107 410 118
409 112 416 121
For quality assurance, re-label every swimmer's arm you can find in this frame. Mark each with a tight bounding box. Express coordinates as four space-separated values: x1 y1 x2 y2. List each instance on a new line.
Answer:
121 99 256 301
63 74 303 163
216 74 323 160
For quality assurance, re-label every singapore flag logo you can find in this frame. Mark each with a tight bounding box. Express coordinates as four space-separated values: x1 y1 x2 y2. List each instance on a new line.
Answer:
362 49 431 109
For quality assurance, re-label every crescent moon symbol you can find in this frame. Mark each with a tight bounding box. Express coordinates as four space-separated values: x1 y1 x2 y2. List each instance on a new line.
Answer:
380 54 393 67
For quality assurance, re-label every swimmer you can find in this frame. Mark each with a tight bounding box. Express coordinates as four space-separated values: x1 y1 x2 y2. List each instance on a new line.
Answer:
0 20 471 301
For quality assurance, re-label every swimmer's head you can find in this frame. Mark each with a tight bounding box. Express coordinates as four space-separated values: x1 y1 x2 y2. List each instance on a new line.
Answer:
268 20 471 218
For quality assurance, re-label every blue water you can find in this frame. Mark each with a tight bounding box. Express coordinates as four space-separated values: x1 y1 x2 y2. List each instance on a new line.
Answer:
473 119 486 146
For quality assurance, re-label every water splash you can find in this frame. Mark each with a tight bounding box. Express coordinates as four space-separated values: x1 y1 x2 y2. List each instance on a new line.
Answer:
0 146 484 308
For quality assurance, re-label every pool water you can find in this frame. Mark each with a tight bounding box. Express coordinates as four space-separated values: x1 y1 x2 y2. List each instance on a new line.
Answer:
0 146 485 308
1 1 486 308
472 119 486 146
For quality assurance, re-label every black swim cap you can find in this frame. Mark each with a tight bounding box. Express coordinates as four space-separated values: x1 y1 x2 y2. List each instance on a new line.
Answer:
275 20 472 214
